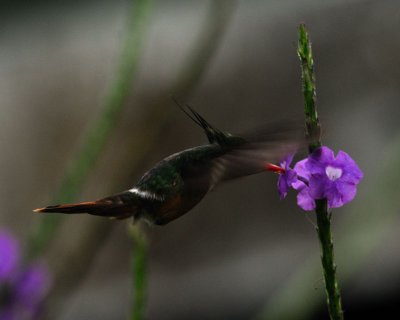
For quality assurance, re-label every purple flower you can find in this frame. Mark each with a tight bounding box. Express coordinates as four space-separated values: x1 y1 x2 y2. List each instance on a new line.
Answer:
0 230 51 320
0 231 19 282
292 159 316 211
277 154 298 199
306 147 363 208
272 146 363 211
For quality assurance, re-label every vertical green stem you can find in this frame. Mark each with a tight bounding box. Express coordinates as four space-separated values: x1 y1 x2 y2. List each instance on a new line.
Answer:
315 201 343 320
129 225 149 320
297 24 321 153
297 24 343 320
27 0 153 260
128 2 237 319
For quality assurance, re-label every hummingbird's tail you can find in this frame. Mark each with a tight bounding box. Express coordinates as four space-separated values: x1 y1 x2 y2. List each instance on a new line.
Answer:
34 194 136 220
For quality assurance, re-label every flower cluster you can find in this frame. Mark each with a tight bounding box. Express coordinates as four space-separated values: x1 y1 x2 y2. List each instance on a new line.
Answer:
0 230 51 320
268 146 363 211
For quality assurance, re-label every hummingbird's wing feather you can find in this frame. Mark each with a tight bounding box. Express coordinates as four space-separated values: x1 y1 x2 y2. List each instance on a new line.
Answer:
207 121 305 187
209 142 296 185
176 117 304 190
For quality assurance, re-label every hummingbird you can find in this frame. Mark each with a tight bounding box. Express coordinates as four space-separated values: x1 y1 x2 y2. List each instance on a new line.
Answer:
34 105 301 225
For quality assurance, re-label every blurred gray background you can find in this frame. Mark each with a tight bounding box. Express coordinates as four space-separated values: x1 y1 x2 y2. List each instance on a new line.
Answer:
1 0 400 319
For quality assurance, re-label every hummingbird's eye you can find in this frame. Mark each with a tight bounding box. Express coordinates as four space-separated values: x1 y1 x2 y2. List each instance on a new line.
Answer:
172 176 182 188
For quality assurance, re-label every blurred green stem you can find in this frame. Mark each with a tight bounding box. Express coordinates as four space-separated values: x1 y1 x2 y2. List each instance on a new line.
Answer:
298 24 343 320
128 1 237 319
27 0 153 260
41 0 236 318
171 0 237 97
129 224 149 320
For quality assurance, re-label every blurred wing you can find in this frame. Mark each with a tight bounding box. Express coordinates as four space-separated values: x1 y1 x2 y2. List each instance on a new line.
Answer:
208 120 305 188
209 141 298 188
176 102 305 188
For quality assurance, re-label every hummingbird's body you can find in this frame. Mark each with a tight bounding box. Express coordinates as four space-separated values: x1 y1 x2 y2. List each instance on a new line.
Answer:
35 106 300 225
128 144 222 225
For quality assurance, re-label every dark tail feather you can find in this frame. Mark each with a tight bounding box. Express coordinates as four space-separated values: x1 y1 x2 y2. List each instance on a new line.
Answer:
34 198 134 219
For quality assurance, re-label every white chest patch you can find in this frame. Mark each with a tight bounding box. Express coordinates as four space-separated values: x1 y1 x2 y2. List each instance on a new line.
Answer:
128 187 165 201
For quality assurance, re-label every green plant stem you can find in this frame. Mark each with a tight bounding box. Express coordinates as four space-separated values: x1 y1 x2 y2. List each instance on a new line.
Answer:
315 201 343 320
129 224 149 320
172 0 237 97
298 24 343 320
40 1 236 318
297 24 321 153
26 0 153 260
127 2 237 319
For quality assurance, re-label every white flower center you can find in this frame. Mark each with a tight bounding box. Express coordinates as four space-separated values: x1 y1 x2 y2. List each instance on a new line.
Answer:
325 166 342 181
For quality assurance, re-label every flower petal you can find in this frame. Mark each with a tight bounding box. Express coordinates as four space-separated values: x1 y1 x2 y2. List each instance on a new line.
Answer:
336 181 357 205
16 263 52 309
315 146 335 163
292 180 305 190
309 174 330 199
294 159 311 180
326 186 344 208
306 146 335 175
335 150 363 184
0 308 14 320
297 187 316 211
0 230 20 281
280 153 295 169
278 175 289 199
277 169 297 199
286 169 298 186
